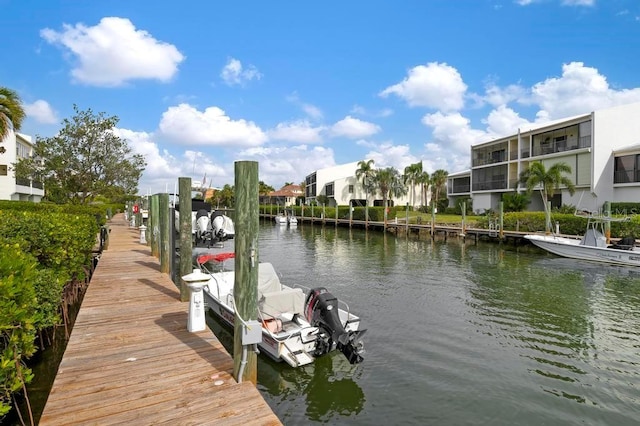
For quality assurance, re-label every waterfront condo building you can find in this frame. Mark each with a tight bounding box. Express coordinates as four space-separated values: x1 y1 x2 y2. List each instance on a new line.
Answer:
304 161 427 209
448 102 640 213
0 130 44 202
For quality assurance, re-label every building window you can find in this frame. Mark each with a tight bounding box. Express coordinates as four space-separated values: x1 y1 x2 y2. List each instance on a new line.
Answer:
0 164 7 176
16 142 30 159
348 184 354 193
325 183 334 197
614 154 640 183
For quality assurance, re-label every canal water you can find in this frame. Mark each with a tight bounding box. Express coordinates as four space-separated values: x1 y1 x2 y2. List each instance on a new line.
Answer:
207 221 640 426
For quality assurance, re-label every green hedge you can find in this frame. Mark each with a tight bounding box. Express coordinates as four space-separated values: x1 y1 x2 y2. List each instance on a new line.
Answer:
475 212 640 238
0 243 38 417
0 202 102 417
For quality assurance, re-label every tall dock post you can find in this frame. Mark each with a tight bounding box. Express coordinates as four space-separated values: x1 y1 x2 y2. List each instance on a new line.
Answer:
234 161 259 384
150 194 160 257
605 201 611 244
405 203 409 234
178 178 193 302
499 201 504 240
159 193 170 274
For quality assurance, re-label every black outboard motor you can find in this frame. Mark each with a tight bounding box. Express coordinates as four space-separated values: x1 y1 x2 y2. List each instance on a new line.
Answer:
304 287 366 364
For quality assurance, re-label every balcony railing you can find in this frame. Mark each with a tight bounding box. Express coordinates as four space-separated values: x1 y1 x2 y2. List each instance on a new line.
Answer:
15 178 43 188
614 170 640 184
531 136 591 157
449 184 470 194
472 179 507 191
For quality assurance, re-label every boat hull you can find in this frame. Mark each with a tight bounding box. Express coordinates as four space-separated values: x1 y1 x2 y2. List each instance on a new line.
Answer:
203 290 319 366
525 234 640 267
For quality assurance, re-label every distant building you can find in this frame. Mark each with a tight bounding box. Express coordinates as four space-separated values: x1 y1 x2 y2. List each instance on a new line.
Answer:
0 131 45 202
266 184 303 207
447 102 640 213
304 161 426 208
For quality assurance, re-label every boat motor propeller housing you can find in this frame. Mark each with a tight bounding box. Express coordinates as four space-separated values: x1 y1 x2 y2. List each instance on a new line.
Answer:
304 287 366 364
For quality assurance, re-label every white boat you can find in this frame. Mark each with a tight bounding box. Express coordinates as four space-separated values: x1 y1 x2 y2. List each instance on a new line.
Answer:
274 213 287 225
525 213 640 267
197 253 366 367
287 214 298 226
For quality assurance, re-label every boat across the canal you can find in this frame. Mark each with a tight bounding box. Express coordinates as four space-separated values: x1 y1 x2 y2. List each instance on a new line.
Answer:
524 212 640 267
197 252 366 367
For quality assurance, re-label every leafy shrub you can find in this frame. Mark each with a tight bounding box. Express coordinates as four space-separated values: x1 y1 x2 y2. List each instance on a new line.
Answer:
0 242 38 417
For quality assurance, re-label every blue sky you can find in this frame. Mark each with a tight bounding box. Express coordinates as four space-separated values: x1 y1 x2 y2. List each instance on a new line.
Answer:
3 0 640 193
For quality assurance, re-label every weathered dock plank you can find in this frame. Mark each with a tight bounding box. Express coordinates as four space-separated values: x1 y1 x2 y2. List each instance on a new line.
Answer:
39 214 281 426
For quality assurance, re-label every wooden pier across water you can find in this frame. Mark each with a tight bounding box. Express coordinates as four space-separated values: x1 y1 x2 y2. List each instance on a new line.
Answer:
39 214 281 426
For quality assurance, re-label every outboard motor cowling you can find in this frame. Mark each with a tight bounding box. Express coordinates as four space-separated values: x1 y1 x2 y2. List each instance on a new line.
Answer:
304 287 365 364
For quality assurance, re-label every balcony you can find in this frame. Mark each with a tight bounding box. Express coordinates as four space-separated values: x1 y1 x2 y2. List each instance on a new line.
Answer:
472 179 508 191
531 135 591 157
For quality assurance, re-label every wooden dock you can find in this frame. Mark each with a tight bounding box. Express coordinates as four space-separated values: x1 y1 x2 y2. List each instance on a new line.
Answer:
39 214 281 426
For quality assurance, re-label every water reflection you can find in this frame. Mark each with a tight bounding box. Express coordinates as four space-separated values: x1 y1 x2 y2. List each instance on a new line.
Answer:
466 248 640 412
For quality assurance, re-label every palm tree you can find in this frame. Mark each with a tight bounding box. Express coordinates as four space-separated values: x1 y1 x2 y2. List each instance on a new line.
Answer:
519 161 575 232
373 166 408 225
430 169 449 212
519 161 575 204
417 170 430 208
403 161 422 208
355 159 375 204
0 87 25 153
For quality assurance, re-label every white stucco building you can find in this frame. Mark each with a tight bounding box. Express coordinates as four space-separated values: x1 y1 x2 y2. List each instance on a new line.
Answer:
0 131 44 202
448 102 640 213
304 161 427 208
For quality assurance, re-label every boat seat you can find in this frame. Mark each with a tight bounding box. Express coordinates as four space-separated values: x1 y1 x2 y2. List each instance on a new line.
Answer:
258 262 282 297
259 287 305 318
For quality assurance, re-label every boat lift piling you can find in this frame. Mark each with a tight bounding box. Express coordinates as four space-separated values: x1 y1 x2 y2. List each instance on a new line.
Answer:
233 161 260 384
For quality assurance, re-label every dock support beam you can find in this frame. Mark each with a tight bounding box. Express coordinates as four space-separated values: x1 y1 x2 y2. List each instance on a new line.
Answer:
234 161 259 385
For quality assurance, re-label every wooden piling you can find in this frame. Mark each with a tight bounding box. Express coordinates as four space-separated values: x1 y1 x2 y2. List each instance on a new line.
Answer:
233 161 259 384
159 193 170 274
178 178 192 302
150 194 160 257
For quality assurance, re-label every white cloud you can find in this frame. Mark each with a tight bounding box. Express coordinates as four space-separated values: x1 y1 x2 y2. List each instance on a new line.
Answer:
115 128 230 193
24 100 58 124
483 105 532 137
302 104 323 120
531 62 640 120
350 104 394 118
365 142 419 171
41 17 184 86
220 57 262 86
483 83 528 107
330 116 381 139
379 62 467 111
286 92 323 120
238 144 336 188
422 111 489 155
268 120 325 143
158 103 268 147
